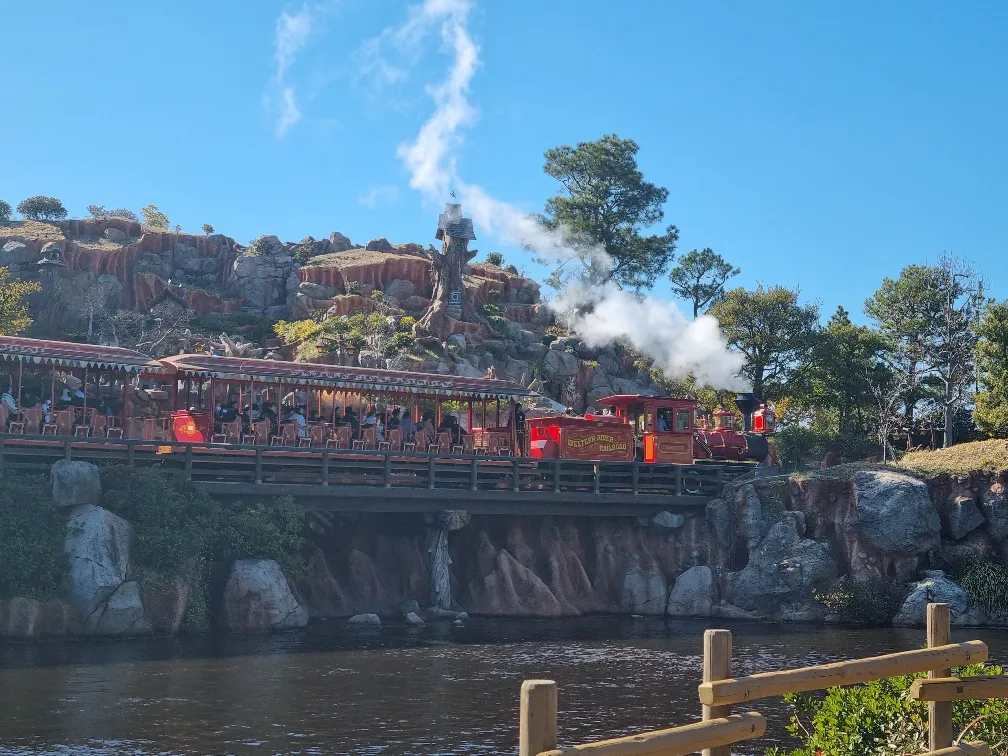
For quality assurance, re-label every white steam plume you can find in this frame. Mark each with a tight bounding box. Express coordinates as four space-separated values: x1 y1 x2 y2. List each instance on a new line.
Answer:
376 0 746 390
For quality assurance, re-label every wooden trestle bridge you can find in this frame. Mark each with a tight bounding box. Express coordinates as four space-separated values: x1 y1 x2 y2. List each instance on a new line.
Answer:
0 433 749 516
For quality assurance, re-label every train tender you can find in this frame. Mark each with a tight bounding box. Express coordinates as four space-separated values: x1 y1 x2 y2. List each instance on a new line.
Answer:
526 392 775 465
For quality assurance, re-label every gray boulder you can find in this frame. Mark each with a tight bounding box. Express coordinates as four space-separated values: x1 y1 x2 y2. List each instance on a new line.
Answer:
530 303 554 326
104 227 128 243
727 518 838 613
365 237 394 252
52 460 102 509
384 279 417 301
852 470 940 554
666 566 713 617
329 231 353 252
652 511 685 530
893 572 986 627
446 333 467 352
619 560 667 615
943 495 986 541
348 613 381 626
221 559 308 632
454 359 484 379
405 611 425 626
542 349 580 379
89 581 150 635
980 483 1008 541
298 281 339 300
1 241 36 266
706 498 733 548
64 504 133 617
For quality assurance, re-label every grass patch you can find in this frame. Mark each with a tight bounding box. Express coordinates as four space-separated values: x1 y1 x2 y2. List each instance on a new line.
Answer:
788 461 906 482
0 219 66 243
0 473 68 600
899 439 1008 478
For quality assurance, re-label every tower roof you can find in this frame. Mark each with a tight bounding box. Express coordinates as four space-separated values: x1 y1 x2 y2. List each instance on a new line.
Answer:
435 202 476 241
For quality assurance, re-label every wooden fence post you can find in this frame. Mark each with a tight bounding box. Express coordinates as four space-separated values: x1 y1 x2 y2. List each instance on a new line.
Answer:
519 679 557 756
928 602 954 750
703 629 733 756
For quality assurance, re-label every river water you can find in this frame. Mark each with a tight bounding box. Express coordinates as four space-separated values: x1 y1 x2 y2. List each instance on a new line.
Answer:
2 618 1008 756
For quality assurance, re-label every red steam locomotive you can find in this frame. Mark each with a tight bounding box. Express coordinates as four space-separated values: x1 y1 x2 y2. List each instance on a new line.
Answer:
526 393 775 465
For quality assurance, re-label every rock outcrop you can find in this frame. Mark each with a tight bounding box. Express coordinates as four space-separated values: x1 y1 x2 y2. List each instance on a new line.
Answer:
894 571 987 627
51 459 103 509
64 503 134 619
221 559 309 632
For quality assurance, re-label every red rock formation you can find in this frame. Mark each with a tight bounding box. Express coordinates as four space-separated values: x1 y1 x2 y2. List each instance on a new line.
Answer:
301 251 433 297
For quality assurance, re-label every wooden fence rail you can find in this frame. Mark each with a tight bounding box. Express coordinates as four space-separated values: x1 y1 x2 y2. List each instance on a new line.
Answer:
518 603 1003 755
0 433 733 502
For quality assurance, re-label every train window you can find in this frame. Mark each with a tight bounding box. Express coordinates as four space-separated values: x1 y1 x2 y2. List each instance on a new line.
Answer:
656 408 672 432
675 409 691 431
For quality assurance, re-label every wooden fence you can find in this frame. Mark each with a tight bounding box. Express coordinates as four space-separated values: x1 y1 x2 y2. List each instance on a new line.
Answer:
519 603 1006 756
0 432 735 500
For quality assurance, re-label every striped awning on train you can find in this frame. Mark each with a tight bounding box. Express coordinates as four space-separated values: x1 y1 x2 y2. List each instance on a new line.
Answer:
161 353 531 400
0 336 169 373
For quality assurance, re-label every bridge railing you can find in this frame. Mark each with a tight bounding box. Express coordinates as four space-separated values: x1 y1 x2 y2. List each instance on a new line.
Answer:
0 433 727 499
518 603 1005 755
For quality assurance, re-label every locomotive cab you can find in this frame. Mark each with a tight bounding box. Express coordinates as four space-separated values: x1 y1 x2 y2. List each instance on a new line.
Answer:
597 395 697 464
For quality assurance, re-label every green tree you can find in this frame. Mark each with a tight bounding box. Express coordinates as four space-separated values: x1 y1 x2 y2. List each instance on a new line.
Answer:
537 133 679 290
109 208 139 222
0 200 13 223
202 223 215 236
484 251 505 267
866 256 982 447
710 285 820 400
0 266 42 335
141 204 170 229
87 204 107 218
16 195 67 221
975 300 1008 437
668 247 740 317
802 306 886 436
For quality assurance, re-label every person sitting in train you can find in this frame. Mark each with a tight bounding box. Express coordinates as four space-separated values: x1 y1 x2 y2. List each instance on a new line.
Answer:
399 409 414 440
240 405 252 432
332 406 346 426
41 399 52 424
221 400 238 423
657 411 670 432
291 405 307 437
344 406 360 435
387 408 401 429
1 385 16 413
57 388 73 409
71 387 85 407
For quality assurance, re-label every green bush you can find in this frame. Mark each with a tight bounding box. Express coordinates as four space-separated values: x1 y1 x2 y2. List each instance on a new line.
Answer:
141 204 170 230
17 195 67 221
384 330 415 356
109 208 138 222
296 236 316 262
768 663 1008 756
814 575 905 626
247 235 271 257
202 223 214 236
487 315 509 335
346 280 361 295
398 315 417 333
484 251 504 267
0 473 68 599
87 204 107 218
955 557 1008 614
0 199 11 223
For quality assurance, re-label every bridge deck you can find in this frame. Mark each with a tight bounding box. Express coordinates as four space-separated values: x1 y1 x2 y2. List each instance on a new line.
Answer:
0 434 749 516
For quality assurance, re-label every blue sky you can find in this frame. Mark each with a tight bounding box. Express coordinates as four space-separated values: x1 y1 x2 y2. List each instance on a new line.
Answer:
4 0 1006 321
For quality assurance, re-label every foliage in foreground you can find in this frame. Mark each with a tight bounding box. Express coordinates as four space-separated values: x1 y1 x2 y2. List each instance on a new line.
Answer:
813 575 906 626
766 663 1008 756
0 474 68 600
0 265 42 335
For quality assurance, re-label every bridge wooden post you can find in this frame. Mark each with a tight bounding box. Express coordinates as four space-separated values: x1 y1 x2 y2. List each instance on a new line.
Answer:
255 448 262 484
322 449 329 487
63 439 71 460
428 455 436 490
127 439 135 467
384 452 392 488
552 461 560 493
0 436 5 473
185 444 193 482
702 629 733 756
632 462 639 495
675 465 683 496
593 464 601 494
519 679 557 756
512 457 520 492
470 456 478 491
928 603 954 750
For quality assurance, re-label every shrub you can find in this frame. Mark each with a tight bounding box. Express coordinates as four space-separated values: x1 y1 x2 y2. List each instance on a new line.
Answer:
0 200 11 223
384 331 416 356
768 662 1008 756
506 264 520 275
398 315 417 333
487 315 509 335
346 330 366 350
296 237 316 263
173 224 182 233
273 319 321 344
322 316 350 336
141 204 170 229
814 575 905 626
484 251 504 267
346 280 362 295
247 235 271 257
108 208 139 222
0 472 68 599
202 223 214 236
17 195 67 221
954 557 1008 614
87 204 107 218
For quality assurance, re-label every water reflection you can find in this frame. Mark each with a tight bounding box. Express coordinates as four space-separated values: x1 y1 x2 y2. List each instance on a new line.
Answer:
2 618 1007 755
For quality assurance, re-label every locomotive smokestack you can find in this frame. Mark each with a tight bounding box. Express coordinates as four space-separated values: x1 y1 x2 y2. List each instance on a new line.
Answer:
735 393 761 432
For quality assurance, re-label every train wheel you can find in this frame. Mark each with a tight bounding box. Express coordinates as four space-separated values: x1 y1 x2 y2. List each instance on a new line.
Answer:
683 473 703 495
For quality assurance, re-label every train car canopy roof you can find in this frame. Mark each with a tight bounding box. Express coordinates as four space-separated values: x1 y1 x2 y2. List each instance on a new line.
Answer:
596 394 698 408
161 353 531 400
0 336 169 373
